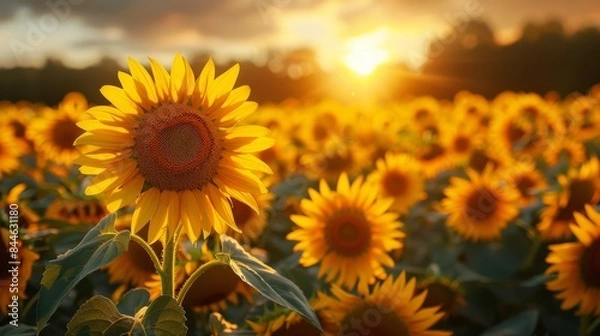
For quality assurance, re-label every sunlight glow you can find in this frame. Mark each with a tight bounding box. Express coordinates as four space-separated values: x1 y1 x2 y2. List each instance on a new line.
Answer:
343 31 390 76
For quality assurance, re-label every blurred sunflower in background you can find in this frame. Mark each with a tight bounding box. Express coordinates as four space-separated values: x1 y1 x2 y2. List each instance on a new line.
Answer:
247 296 336 336
0 102 35 154
538 157 600 240
28 92 88 166
500 161 547 207
416 277 465 320
367 153 426 215
288 173 404 292
74 54 273 243
441 167 520 241
321 271 451 336
545 205 600 316
0 132 25 178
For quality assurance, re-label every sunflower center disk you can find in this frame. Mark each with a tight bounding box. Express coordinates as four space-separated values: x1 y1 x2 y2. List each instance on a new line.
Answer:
133 104 222 191
325 210 371 257
382 171 408 196
342 304 411 336
53 118 84 149
581 239 600 288
465 187 498 222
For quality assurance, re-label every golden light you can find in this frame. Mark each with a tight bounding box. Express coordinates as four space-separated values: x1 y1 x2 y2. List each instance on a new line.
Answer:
343 31 390 76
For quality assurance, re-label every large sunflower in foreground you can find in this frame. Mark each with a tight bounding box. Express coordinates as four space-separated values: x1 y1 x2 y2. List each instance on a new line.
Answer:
537 157 600 241
287 173 404 293
441 167 520 241
28 92 88 166
545 205 600 316
321 271 451 336
74 54 273 243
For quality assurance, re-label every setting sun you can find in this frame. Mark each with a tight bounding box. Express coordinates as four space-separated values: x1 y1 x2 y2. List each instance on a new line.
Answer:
343 31 390 76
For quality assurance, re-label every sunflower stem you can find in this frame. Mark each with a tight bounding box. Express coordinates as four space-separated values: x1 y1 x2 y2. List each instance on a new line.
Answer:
580 315 591 336
161 224 183 297
587 316 600 335
176 257 227 305
130 233 163 275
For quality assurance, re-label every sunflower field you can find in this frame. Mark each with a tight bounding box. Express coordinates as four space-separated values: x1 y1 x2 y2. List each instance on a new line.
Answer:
1 54 600 336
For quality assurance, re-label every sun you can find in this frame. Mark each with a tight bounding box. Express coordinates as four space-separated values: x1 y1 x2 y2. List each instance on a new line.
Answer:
343 31 390 76
344 48 388 76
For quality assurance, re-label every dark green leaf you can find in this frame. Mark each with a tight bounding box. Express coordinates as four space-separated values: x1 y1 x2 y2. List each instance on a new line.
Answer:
482 309 539 336
103 317 144 335
0 324 37 335
117 288 151 316
520 273 556 287
142 295 187 336
36 214 131 332
220 234 322 332
66 295 124 335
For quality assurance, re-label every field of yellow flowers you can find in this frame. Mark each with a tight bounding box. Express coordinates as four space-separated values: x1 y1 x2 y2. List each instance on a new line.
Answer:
1 55 600 335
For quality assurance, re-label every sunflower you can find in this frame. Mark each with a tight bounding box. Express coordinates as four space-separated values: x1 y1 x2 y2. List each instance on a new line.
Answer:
565 96 600 142
44 196 108 225
500 161 547 207
489 93 565 164
466 147 502 173
287 173 404 292
545 205 600 316
0 228 39 315
0 102 35 153
105 217 163 292
543 137 587 167
415 277 465 319
439 118 483 167
414 142 452 178
0 132 24 178
180 247 254 313
74 54 273 244
367 153 426 215
322 271 451 336
299 135 365 182
538 157 600 241
440 167 520 241
247 296 337 336
28 92 88 166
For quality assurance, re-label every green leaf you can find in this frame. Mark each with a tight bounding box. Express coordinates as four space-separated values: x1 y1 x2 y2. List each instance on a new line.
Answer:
220 234 322 332
481 309 539 336
117 288 151 316
37 214 131 332
66 295 124 335
103 317 144 335
142 295 187 336
0 325 37 335
520 273 556 287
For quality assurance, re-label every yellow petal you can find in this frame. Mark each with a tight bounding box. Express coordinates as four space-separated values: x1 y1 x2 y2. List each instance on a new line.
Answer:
131 188 160 234
149 57 170 102
128 57 158 105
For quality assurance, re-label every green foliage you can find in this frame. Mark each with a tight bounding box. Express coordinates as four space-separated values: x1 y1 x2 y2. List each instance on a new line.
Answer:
36 214 131 332
481 309 539 336
142 296 187 336
219 234 323 332
117 288 151 316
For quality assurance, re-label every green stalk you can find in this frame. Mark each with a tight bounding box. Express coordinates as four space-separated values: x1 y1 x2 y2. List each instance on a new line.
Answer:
161 224 183 297
130 233 163 276
580 315 591 336
176 257 228 305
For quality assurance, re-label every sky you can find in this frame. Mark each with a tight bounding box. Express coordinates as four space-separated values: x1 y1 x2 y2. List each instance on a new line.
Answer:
1 0 599 72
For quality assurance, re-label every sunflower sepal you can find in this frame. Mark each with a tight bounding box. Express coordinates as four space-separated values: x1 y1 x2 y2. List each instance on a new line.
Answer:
219 234 323 332
36 213 131 333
